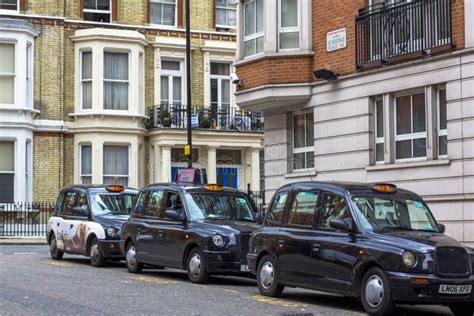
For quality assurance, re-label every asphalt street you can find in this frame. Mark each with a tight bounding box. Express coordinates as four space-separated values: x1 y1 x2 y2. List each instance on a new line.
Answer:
0 245 455 316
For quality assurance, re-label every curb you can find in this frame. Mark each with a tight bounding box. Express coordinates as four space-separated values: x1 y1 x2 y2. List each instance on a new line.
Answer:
0 238 47 245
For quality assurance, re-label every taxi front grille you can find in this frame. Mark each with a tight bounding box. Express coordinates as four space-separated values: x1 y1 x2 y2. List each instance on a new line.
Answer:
436 248 470 277
239 233 250 262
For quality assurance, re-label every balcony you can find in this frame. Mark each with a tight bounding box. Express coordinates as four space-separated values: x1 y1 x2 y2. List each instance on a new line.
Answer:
356 0 452 68
146 104 264 132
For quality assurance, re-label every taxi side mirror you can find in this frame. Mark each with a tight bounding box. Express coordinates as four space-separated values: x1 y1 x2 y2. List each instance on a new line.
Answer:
329 219 351 231
165 209 185 221
438 223 446 234
73 206 89 217
255 213 264 225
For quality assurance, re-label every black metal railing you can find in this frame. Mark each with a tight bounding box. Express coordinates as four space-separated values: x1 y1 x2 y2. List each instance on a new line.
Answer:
146 104 264 132
247 184 266 213
356 0 452 67
0 202 54 237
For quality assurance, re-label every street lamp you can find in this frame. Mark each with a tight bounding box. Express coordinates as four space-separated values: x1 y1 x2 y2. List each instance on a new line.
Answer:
185 0 192 168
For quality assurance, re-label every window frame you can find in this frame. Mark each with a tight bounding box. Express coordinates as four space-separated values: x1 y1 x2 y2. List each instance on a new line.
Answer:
83 0 112 23
284 190 320 229
210 62 232 110
80 50 93 111
150 0 178 27
243 0 264 58
79 143 92 184
160 59 184 106
437 87 448 158
0 140 15 204
103 50 131 111
292 111 314 171
0 41 16 106
0 0 19 14
394 91 427 162
278 0 300 51
374 97 385 163
102 144 130 186
216 0 237 29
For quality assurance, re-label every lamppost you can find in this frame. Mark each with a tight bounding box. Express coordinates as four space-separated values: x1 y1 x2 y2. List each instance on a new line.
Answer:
185 0 192 168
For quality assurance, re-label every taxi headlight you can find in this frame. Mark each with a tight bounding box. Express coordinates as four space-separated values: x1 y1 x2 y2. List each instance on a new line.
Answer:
212 234 225 247
402 251 417 268
106 226 117 237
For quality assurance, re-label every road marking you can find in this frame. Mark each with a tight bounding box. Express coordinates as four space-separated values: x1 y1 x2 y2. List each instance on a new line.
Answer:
243 295 310 308
46 260 73 267
222 288 239 293
131 275 179 285
13 252 38 255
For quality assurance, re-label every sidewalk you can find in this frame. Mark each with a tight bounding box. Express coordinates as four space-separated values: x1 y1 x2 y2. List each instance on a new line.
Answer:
0 236 47 245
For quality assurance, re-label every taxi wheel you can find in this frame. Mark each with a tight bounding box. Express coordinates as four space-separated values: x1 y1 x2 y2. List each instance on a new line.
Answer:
187 248 209 284
256 255 284 297
89 238 106 267
361 267 395 316
449 303 474 316
125 242 143 274
49 234 64 260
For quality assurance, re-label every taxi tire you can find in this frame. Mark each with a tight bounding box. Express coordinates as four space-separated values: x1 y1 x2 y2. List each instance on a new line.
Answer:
256 255 284 297
186 248 209 284
89 238 106 267
125 242 143 274
449 303 474 316
360 267 395 316
49 234 64 260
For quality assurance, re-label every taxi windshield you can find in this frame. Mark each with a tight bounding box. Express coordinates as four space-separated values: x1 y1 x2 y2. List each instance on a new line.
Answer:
91 193 136 216
184 193 255 222
351 194 439 233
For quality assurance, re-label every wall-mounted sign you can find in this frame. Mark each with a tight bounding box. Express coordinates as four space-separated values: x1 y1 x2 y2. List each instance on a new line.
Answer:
327 28 347 52
191 114 199 128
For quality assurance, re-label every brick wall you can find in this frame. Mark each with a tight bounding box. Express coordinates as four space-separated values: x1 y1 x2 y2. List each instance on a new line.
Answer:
33 133 63 202
237 55 313 90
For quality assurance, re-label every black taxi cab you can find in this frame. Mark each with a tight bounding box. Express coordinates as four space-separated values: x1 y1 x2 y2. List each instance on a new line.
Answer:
47 185 138 267
120 182 260 283
247 181 474 316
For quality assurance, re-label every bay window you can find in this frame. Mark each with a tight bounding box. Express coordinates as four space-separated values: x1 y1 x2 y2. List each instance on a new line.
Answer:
83 0 111 23
216 0 237 29
103 145 129 186
80 144 92 184
81 51 92 110
279 0 299 50
150 0 177 26
103 52 129 110
293 112 314 170
160 60 183 105
0 43 15 104
243 0 264 57
0 141 14 203
395 92 426 160
438 88 447 157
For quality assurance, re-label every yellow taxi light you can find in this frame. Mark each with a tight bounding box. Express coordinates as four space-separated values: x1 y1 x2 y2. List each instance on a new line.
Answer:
409 277 429 285
106 185 125 192
204 184 224 191
371 183 397 193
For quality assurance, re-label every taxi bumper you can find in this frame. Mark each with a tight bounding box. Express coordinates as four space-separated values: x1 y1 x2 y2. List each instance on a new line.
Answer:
97 240 123 258
202 249 251 275
247 253 258 275
387 271 474 304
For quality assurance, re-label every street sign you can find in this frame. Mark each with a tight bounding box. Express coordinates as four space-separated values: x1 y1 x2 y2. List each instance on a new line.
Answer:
327 28 347 52
191 114 198 128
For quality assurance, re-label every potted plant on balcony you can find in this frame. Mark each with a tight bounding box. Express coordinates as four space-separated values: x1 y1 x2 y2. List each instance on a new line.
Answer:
161 108 172 128
199 112 212 128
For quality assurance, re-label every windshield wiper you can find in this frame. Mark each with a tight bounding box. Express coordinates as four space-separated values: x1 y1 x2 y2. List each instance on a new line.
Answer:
206 216 231 220
378 226 413 233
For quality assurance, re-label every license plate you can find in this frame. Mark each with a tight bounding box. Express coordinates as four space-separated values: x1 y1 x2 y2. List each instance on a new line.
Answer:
240 264 249 272
439 284 472 295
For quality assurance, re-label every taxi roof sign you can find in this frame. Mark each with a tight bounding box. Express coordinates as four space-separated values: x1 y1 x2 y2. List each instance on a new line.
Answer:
106 185 125 192
175 168 208 185
371 183 397 193
204 184 224 191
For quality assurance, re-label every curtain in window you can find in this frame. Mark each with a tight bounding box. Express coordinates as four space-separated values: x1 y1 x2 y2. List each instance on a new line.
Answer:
0 43 15 104
0 0 17 10
150 0 176 25
104 52 129 110
82 52 92 109
103 145 129 185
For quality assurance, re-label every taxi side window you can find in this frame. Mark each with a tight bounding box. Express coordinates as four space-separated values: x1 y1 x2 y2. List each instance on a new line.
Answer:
319 192 350 229
287 191 319 227
266 191 288 224
164 191 184 219
73 192 89 216
61 191 77 216
144 190 164 218
133 191 149 215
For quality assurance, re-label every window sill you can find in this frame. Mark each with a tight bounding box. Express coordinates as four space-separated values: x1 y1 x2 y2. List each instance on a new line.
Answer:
366 159 451 171
284 168 317 179
235 50 314 67
69 111 148 119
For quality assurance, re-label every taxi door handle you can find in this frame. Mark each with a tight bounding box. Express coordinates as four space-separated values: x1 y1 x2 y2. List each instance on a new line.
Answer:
57 223 60 227
312 244 321 253
69 224 74 229
277 240 285 247
157 231 164 237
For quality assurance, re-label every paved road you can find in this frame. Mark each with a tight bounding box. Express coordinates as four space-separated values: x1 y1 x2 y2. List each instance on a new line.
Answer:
0 245 454 316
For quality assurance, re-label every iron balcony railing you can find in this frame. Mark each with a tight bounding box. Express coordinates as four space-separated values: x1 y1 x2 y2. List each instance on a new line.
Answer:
146 104 264 132
0 202 55 237
356 0 452 67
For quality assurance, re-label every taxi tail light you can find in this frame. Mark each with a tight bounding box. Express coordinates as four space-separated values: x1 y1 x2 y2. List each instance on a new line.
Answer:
371 183 397 193
204 184 224 191
106 185 125 192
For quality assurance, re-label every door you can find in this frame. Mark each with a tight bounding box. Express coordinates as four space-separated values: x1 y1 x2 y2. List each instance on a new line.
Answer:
311 191 358 293
276 190 320 287
217 167 238 188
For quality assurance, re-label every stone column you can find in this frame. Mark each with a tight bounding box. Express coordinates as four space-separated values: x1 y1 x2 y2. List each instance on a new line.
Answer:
152 143 162 183
251 148 260 191
161 146 171 182
207 146 217 184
